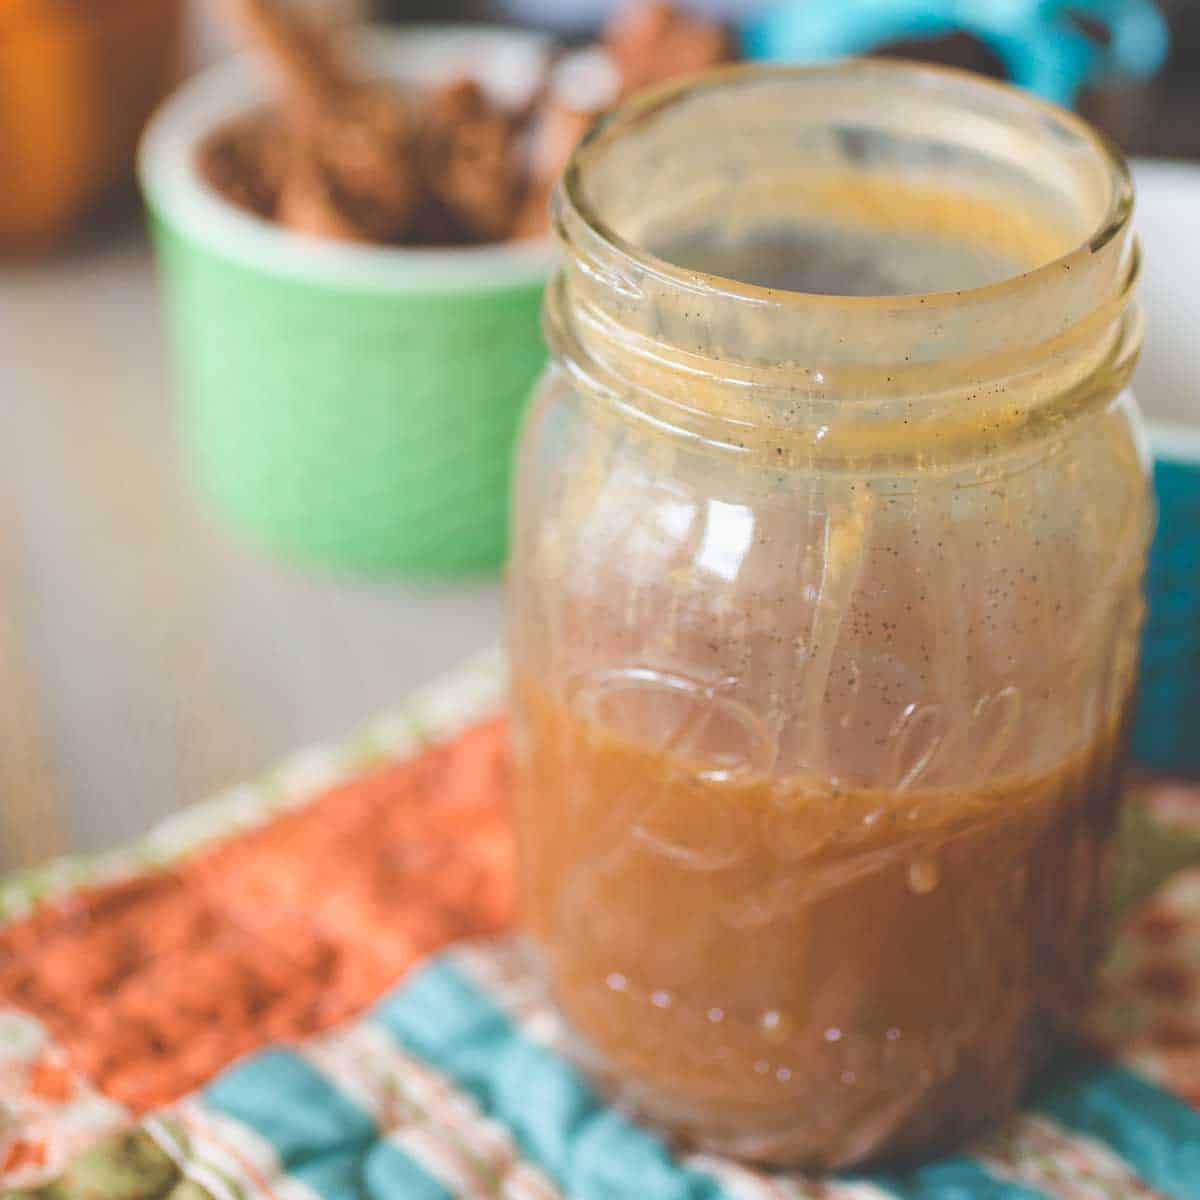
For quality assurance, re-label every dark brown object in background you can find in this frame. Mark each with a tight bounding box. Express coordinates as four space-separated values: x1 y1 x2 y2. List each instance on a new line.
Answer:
873 13 1200 161
197 111 290 219
872 32 1006 80
1085 0 1200 161
224 0 422 243
873 28 1158 155
291 85 422 242
416 78 523 241
197 83 526 247
209 0 535 243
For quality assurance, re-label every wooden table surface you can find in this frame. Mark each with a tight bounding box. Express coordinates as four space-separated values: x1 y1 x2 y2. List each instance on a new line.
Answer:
0 225 504 871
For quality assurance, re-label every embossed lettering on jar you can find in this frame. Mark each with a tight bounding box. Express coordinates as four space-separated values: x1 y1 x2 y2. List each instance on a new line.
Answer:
509 62 1150 1170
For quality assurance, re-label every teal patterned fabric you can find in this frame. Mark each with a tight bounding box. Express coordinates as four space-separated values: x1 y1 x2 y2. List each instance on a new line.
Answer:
1135 458 1200 776
141 940 1200 1200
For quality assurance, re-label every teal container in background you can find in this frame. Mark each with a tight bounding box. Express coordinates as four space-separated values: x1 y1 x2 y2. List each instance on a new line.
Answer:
139 28 554 574
1127 162 1200 779
1135 429 1200 776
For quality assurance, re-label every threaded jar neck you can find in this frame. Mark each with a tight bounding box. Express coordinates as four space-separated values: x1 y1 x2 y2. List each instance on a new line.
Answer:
546 62 1140 467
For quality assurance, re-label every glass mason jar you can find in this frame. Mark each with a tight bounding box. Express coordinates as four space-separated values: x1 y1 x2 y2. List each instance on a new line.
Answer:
509 62 1149 1170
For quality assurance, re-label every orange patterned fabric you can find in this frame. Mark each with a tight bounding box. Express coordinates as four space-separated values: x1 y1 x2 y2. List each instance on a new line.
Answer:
0 718 514 1114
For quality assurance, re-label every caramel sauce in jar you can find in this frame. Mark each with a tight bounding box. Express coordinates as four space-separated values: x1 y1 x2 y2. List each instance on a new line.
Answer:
516 675 1129 1167
509 63 1149 1168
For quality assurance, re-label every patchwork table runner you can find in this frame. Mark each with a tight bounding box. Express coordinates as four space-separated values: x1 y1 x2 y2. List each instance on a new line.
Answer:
5 652 1200 1200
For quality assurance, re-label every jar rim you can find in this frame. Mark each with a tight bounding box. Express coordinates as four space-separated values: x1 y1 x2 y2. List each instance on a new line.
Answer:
559 58 1133 315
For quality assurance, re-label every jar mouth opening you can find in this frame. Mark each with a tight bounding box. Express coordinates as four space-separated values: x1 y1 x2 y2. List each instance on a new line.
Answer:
559 59 1132 315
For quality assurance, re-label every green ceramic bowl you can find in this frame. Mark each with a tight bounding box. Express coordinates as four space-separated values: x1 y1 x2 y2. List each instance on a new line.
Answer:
139 27 554 574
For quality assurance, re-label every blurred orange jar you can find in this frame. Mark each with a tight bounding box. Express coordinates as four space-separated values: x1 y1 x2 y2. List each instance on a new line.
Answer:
0 0 183 251
509 64 1151 1169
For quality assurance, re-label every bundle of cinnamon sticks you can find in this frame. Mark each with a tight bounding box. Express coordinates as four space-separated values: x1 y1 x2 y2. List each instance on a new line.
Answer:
197 0 734 246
